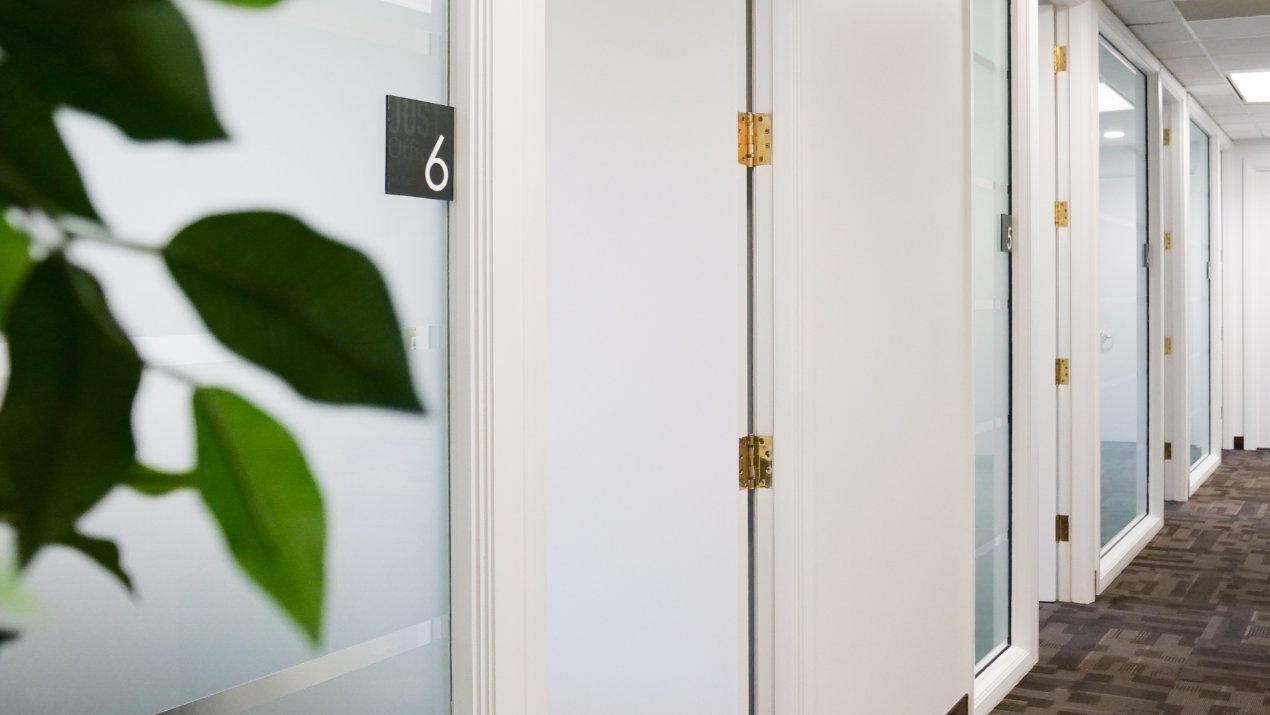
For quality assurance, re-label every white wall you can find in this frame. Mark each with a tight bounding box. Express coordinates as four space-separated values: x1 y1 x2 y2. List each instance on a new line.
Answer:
1222 140 1270 450
544 2 744 713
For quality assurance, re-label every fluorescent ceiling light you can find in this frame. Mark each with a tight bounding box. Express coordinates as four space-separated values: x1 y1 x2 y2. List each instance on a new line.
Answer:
1230 71 1270 103
1099 83 1133 112
1103 130 1125 139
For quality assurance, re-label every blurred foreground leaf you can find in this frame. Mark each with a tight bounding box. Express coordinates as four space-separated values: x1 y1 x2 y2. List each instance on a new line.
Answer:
0 0 226 142
0 74 99 219
166 212 422 412
192 388 324 642
60 533 133 592
0 218 33 321
0 256 142 563
126 464 195 497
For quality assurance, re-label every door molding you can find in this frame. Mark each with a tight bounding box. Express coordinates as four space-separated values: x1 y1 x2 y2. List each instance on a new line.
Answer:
973 0 1044 709
450 0 548 712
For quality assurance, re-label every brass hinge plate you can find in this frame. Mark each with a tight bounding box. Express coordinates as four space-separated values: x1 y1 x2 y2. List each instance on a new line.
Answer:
1164 337 1173 355
1164 442 1173 460
1055 201 1069 228
1165 232 1173 250
737 112 772 168
1054 45 1068 72
1056 515 1071 542
1056 358 1071 385
739 435 773 490
1163 128 1172 146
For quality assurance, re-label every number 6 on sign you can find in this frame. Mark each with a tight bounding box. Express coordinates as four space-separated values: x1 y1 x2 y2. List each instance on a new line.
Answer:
426 135 449 192
385 95 455 201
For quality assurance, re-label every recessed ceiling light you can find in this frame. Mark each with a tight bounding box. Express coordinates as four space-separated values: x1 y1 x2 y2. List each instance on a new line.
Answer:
1230 71 1270 103
1103 130 1125 139
1098 83 1133 112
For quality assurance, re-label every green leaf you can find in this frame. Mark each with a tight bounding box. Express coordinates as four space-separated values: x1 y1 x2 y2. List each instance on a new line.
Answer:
59 532 133 592
165 212 423 412
0 0 226 143
0 218 33 321
192 388 324 642
126 464 195 497
0 255 142 563
0 73 98 219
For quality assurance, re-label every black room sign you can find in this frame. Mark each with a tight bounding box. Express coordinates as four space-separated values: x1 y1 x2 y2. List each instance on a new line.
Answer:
385 95 454 201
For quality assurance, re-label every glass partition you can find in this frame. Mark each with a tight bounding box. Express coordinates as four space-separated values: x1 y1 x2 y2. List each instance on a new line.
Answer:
0 1 451 712
1188 122 1212 466
972 0 1011 669
1097 38 1149 550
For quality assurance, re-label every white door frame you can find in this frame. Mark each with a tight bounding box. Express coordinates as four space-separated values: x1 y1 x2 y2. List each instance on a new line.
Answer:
1185 102 1228 495
973 0 1045 709
450 0 548 712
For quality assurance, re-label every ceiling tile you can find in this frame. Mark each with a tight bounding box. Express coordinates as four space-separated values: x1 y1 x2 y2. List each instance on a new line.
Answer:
1131 21 1195 42
1188 16 1270 40
1165 56 1223 74
1213 54 1270 72
1199 36 1270 55
1148 39 1208 58
1176 0 1270 21
1119 1 1185 24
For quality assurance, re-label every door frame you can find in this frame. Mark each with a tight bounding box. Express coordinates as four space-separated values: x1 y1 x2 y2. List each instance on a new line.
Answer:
973 0 1045 709
1067 2 1169 598
450 0 549 712
1184 102 1227 495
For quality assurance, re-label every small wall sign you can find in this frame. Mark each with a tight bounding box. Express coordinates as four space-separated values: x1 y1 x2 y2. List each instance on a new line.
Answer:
385 95 454 201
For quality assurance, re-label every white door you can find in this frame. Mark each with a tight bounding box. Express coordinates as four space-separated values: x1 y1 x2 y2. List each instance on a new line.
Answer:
767 1 976 712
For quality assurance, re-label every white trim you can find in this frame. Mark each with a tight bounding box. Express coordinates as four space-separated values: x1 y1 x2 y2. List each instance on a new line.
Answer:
1036 2 1060 605
1063 0 1100 604
1189 453 1221 496
1165 91 1188 504
449 0 547 711
974 2 1041 708
973 646 1037 715
1097 514 1163 592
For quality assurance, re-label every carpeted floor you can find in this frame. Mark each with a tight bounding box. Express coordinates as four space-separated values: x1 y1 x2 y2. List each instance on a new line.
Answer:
993 450 1270 715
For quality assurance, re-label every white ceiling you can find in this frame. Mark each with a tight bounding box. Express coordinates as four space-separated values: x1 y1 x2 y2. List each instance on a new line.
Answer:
1104 0 1270 140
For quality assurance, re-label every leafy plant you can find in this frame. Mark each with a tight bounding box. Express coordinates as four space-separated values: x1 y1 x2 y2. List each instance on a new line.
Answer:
0 0 424 644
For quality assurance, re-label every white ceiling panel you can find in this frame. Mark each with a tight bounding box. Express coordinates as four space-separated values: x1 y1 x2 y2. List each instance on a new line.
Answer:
1106 0 1270 139
1187 15 1270 39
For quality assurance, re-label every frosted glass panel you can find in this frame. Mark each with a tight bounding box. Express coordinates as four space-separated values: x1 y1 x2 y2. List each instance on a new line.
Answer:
972 0 1011 669
1097 39 1149 550
0 0 451 712
1188 122 1211 466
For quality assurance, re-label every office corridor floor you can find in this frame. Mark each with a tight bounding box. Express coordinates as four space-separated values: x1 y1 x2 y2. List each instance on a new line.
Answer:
994 450 1270 715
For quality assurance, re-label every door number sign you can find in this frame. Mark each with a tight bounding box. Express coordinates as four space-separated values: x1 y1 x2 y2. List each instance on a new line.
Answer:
385 95 454 201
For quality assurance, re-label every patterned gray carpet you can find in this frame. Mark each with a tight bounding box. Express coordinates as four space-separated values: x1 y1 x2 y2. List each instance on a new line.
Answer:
994 450 1270 715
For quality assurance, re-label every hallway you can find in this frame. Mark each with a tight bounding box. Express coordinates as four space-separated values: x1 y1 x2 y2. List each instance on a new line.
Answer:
995 451 1270 714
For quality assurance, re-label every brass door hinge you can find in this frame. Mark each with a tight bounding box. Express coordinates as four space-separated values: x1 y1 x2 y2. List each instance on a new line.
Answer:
1164 232 1173 250
1053 45 1068 72
1056 358 1071 385
739 435 773 490
1163 128 1172 146
1164 442 1173 460
1056 515 1070 542
1165 337 1173 355
738 112 772 168
1055 201 1069 228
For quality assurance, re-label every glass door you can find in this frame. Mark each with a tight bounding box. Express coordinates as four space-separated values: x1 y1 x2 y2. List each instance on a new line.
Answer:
0 0 451 712
972 0 1011 670
1188 122 1212 467
1097 39 1149 550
